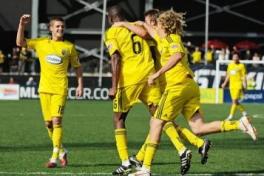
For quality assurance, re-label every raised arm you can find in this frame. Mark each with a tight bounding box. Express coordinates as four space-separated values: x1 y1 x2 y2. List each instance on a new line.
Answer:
16 14 31 47
74 65 83 97
109 52 121 99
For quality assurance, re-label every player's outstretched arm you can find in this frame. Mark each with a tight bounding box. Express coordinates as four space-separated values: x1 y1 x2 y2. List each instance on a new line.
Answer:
109 52 121 99
16 14 31 47
75 66 83 97
113 22 149 39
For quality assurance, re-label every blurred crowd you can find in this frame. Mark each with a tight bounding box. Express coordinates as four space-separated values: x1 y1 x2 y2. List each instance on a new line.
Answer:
0 43 263 75
0 47 40 74
187 44 264 68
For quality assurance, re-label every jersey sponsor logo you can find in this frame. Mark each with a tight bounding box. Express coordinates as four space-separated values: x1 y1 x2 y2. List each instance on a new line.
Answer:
230 70 237 75
46 55 62 64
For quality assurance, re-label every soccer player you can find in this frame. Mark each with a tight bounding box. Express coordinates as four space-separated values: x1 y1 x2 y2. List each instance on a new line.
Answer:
114 9 211 173
222 52 248 120
16 14 83 168
129 10 257 176
105 6 193 175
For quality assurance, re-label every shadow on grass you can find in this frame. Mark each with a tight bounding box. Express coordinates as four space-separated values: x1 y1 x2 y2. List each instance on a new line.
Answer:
0 137 263 152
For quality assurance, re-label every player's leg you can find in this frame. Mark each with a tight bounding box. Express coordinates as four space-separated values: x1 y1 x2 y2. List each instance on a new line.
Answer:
227 89 247 120
237 90 247 117
112 85 144 175
131 89 192 176
46 94 67 168
170 122 211 164
188 109 257 141
39 93 53 141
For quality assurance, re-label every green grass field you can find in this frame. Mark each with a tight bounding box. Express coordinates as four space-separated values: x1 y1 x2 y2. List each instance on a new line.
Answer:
0 100 263 175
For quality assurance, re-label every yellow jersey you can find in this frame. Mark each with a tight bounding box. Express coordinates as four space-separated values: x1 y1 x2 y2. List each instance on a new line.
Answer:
154 33 194 89
192 50 202 63
104 25 155 87
227 61 246 89
26 37 80 95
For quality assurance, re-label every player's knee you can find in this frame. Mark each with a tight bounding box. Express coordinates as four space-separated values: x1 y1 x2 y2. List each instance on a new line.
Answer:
192 128 203 136
148 104 158 116
52 117 62 126
113 113 127 128
45 121 53 129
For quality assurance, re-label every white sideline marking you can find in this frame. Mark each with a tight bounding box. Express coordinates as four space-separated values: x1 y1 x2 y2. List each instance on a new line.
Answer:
252 114 264 119
0 172 264 176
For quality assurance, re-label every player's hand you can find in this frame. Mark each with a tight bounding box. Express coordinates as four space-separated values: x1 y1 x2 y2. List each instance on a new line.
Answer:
148 73 159 86
113 22 125 27
75 85 83 97
221 83 226 89
20 14 31 25
109 87 117 100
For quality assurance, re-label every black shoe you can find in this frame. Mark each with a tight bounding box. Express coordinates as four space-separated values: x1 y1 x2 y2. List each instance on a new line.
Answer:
129 155 142 170
180 149 192 175
112 165 132 175
198 139 212 165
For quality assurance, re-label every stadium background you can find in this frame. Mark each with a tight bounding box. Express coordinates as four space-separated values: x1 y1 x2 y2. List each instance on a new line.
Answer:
0 0 264 102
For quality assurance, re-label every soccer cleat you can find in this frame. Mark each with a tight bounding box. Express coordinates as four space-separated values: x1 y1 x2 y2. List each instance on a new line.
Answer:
198 139 212 164
45 161 57 168
180 149 192 175
59 151 68 167
128 168 151 176
112 165 132 175
129 156 142 170
239 116 257 141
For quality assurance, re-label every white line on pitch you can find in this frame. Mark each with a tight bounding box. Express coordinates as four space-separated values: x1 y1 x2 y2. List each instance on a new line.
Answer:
0 172 264 176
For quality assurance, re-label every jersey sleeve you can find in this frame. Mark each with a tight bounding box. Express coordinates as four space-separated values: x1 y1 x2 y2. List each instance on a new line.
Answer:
69 45 81 68
104 28 119 56
26 38 41 50
168 41 184 55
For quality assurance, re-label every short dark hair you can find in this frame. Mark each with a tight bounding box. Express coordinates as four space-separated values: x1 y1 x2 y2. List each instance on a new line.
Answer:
107 5 126 22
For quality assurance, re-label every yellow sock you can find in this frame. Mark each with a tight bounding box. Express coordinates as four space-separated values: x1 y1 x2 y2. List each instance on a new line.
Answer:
51 124 63 160
136 135 149 162
220 120 240 132
143 142 158 170
230 104 237 116
115 128 129 161
176 126 204 148
163 122 186 154
46 127 53 141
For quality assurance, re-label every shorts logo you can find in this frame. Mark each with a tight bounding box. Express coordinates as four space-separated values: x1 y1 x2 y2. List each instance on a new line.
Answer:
46 55 62 64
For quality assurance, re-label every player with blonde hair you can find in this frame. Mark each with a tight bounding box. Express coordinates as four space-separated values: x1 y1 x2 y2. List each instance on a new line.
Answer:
129 10 257 176
114 9 212 174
